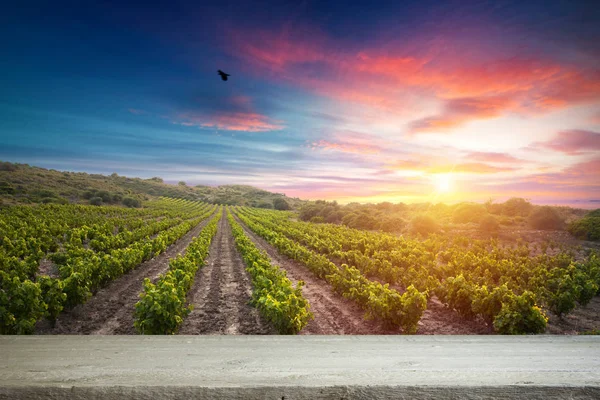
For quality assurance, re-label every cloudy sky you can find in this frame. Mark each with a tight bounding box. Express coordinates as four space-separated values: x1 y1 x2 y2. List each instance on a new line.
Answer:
1 0 599 206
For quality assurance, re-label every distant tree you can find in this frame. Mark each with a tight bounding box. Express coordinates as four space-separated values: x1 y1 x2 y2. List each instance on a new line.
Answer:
110 172 119 178
257 201 273 209
528 206 564 230
479 215 500 235
0 162 17 171
112 193 124 203
379 216 404 232
148 177 163 183
410 215 440 236
178 181 187 186
324 210 344 224
299 204 320 221
89 197 103 206
568 217 600 241
273 198 291 210
502 198 533 217
452 203 487 223
96 190 112 203
588 209 600 218
122 197 141 208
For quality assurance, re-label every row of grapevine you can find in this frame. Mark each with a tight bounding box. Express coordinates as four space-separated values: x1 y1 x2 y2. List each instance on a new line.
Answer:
233 207 427 333
1 199 215 334
227 208 312 334
134 208 222 334
239 207 600 333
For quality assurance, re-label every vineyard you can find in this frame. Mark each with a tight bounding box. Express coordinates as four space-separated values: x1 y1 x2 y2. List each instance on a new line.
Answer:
1 198 599 335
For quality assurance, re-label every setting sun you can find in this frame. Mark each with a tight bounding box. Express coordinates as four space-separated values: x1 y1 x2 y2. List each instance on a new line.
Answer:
434 174 453 193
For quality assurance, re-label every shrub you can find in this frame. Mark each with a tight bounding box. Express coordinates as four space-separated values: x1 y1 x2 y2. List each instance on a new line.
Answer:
493 291 548 334
0 181 15 194
452 203 487 223
410 215 440 236
568 217 600 241
122 197 141 208
479 215 500 235
178 181 186 186
325 210 344 224
529 206 564 230
502 197 533 217
89 197 103 206
0 162 17 171
342 212 378 230
256 201 273 209
379 216 404 232
96 190 112 203
588 209 600 217
273 198 291 210
310 216 324 223
111 193 124 203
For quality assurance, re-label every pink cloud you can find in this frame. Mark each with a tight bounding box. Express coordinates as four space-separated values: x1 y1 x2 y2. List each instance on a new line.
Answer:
529 130 600 155
310 140 381 154
228 28 600 120
175 112 284 132
309 130 389 154
428 162 517 174
385 160 426 170
465 151 526 164
408 96 517 133
128 108 147 115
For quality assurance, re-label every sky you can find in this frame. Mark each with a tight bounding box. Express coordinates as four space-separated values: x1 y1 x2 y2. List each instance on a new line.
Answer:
1 0 599 207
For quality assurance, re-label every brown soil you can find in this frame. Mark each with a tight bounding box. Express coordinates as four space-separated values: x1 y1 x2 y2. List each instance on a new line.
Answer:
178 215 274 335
546 296 600 334
418 296 493 334
232 213 394 334
35 212 216 335
36 258 60 279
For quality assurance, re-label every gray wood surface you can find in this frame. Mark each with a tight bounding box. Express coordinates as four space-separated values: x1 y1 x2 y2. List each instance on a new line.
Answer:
1 336 599 399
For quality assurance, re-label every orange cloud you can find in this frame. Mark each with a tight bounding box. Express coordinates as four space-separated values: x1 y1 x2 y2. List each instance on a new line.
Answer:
385 160 426 170
175 112 284 132
409 95 517 133
428 163 517 174
229 28 600 120
466 151 526 164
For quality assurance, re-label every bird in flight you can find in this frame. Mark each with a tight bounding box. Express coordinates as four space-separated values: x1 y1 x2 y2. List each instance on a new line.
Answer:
218 70 230 81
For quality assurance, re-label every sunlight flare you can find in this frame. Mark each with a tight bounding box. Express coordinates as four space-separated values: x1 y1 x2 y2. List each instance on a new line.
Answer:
433 173 453 193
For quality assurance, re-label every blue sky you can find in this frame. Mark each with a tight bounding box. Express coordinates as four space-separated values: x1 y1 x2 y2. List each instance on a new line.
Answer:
1 0 599 206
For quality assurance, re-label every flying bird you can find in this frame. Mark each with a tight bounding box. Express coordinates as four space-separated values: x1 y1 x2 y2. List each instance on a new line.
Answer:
218 70 230 81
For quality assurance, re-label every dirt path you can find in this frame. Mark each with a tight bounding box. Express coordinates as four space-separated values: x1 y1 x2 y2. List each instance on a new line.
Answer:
36 213 216 335
232 213 393 334
178 215 274 335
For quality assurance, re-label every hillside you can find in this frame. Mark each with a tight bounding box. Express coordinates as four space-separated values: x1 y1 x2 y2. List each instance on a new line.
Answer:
0 161 305 209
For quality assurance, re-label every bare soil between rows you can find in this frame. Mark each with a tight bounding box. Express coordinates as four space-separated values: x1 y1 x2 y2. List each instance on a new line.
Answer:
235 214 497 335
232 213 395 334
546 296 600 334
178 215 274 335
35 212 216 335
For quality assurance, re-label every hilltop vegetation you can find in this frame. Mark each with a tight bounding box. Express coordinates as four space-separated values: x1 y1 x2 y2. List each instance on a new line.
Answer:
0 161 303 209
298 197 598 242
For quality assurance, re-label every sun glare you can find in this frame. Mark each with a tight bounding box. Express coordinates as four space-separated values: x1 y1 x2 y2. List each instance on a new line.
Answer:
434 173 453 193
